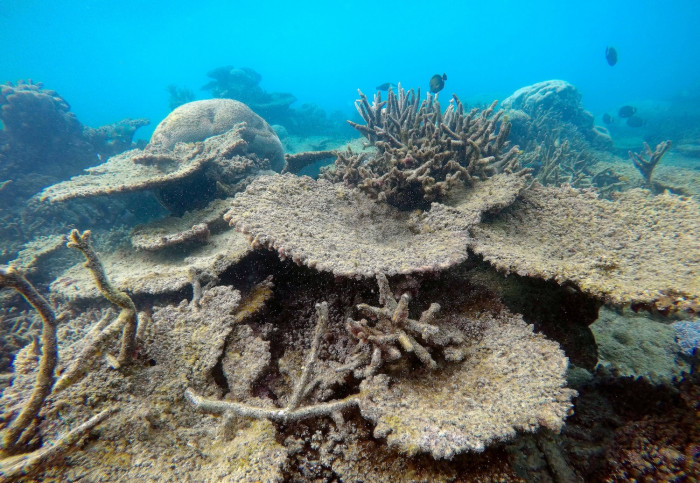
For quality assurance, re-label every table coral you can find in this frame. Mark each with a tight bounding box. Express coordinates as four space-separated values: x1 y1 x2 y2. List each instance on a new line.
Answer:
357 309 576 460
39 100 282 214
470 184 700 313
225 174 471 278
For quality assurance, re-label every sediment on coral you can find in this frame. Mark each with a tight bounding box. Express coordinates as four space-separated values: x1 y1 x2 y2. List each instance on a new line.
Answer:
224 174 471 278
470 184 700 313
321 85 526 210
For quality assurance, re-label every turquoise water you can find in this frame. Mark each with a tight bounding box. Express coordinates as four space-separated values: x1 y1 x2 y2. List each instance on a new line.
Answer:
2 0 699 137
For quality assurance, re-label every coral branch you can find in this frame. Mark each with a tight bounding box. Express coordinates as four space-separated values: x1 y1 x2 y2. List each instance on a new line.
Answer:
0 266 58 450
67 230 137 367
186 301 359 423
629 140 671 184
0 407 116 481
184 389 358 423
282 150 337 174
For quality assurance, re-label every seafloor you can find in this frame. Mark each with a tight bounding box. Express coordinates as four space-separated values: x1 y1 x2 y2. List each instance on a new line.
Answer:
0 78 698 481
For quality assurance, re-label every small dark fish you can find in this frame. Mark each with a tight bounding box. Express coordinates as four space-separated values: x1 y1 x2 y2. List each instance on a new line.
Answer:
429 73 447 94
602 113 614 124
618 105 637 118
605 46 618 66
376 82 398 91
626 116 645 128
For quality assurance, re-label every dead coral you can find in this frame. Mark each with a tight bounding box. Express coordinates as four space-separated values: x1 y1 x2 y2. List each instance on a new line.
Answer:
321 85 526 210
358 310 576 460
0 266 59 450
186 302 361 423
470 184 700 313
341 273 462 377
130 198 232 251
225 174 470 278
51 227 251 302
67 230 138 367
629 140 671 185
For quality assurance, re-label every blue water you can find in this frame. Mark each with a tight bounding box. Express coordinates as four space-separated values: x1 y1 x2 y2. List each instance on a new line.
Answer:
2 0 699 138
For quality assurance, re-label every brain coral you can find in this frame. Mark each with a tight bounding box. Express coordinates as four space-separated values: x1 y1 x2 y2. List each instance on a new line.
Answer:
150 98 284 171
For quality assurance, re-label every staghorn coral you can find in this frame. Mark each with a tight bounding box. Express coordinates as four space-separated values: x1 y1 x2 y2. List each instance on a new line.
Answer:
321 85 526 210
470 184 700 313
225 174 471 278
341 273 461 377
629 140 671 185
357 309 576 460
67 230 138 368
0 266 59 451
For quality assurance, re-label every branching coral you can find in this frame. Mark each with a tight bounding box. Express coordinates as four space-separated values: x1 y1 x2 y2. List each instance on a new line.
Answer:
341 273 460 377
186 302 361 423
196 301 356 418
321 85 527 210
629 140 671 185
67 229 137 368
0 266 59 450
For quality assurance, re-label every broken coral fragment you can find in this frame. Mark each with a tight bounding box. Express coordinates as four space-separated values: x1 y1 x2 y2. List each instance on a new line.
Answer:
224 174 470 277
358 310 576 460
470 184 700 312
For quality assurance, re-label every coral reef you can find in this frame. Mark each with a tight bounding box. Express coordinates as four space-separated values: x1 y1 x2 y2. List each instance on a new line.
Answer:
322 86 525 210
130 198 230 251
358 309 575 459
201 65 353 138
470 184 700 313
83 118 149 161
591 307 690 380
39 99 283 214
202 66 296 123
501 80 612 152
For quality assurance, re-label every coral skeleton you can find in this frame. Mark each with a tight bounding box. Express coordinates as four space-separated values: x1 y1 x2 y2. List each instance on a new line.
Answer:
0 266 59 450
629 140 671 184
67 229 138 367
341 273 450 377
186 302 360 423
323 85 527 209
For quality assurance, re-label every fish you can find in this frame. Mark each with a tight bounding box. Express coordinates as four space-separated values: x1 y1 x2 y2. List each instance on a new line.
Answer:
429 73 447 94
618 105 637 118
602 113 614 124
376 82 398 91
626 116 645 128
605 46 618 66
